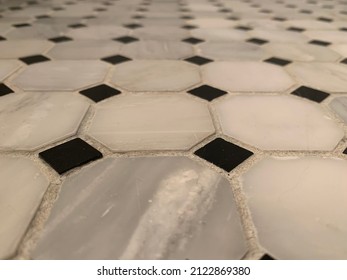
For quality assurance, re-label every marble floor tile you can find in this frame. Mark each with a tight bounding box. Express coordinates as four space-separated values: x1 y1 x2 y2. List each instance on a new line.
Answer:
133 26 189 41
0 156 49 259
65 25 129 40
248 29 309 43
0 40 54 59
214 95 343 150
329 96 347 124
33 157 246 260
0 93 89 151
241 157 347 259
5 24 67 40
187 18 235 28
304 30 347 43
191 28 249 42
13 60 110 91
202 61 295 92
0 60 21 81
329 44 347 57
111 60 201 92
87 93 215 151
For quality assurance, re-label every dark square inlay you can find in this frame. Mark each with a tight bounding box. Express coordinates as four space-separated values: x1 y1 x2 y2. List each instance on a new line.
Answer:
291 86 330 103
182 24 198 30
260 254 276 260
194 138 253 172
317 17 333 22
39 138 102 174
184 56 213 66
36 15 51 19
19 55 50 65
124 23 143 29
287 27 305 32
0 83 14 96
13 23 31 28
300 9 312 14
79 84 121 102
340 58 347 64
309 40 331 46
235 25 252 31
0 36 6 41
49 36 73 43
272 17 286 21
113 36 139 44
188 85 227 101
343 148 347 155
181 15 194 19
101 55 132 64
182 37 204 44
68 23 87 29
264 57 292 66
340 27 347 32
247 38 269 45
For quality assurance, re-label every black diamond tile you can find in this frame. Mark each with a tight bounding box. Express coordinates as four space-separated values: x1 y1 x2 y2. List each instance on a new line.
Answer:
124 23 143 29
52 7 65 11
9 6 22 11
340 27 347 32
188 84 227 101
260 9 272 13
247 38 269 45
49 36 73 43
309 40 331 46
0 83 14 96
114 36 139 44
272 17 286 21
101 55 132 65
0 36 6 41
219 8 232 13
184 56 213 66
79 84 121 102
340 58 347 64
68 23 87 28
36 15 51 19
182 24 198 30
235 25 252 31
19 55 50 65
39 138 102 174
27 1 38 4
94 7 107 12
287 27 305 32
260 254 276 260
291 86 329 103
228 16 240 21
264 57 292 66
300 9 312 14
194 138 253 172
133 15 145 19
83 15 96 19
13 23 31 28
182 37 204 44
181 15 194 19
343 148 347 155
317 17 333 22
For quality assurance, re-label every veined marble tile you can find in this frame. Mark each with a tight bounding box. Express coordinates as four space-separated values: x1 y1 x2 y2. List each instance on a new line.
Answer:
119 40 194 60
284 20 336 30
111 60 200 92
214 95 343 151
202 62 295 92
65 25 129 40
287 62 347 92
88 93 215 151
199 42 268 61
241 157 347 259
0 156 49 259
329 97 347 124
13 60 109 91
191 28 249 42
263 43 340 62
187 18 235 28
47 40 122 60
0 93 89 151
0 60 21 81
5 24 67 40
134 27 189 41
0 40 54 59
248 29 309 43
304 30 347 43
329 44 347 57
33 157 246 260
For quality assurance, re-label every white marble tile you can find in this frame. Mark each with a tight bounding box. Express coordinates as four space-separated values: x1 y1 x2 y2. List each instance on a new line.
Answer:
0 93 89 151
0 60 21 81
214 95 343 151
199 42 268 61
284 20 336 30
304 30 347 43
329 44 347 57
0 156 49 259
13 61 110 91
111 60 201 92
329 97 347 124
134 27 189 41
287 62 347 92
119 40 194 60
33 157 246 260
248 29 309 43
187 18 235 28
5 24 67 40
65 25 129 40
88 93 215 151
202 62 295 92
191 28 249 42
0 40 54 59
241 157 347 259
47 40 122 60
263 43 340 62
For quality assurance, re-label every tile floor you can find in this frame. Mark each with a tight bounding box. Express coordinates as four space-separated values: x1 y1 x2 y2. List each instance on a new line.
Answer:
0 0 346 260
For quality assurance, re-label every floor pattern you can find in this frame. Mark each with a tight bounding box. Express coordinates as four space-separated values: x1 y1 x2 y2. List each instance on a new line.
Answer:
0 0 347 260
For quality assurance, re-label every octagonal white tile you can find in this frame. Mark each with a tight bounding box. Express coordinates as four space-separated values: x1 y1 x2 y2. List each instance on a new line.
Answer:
134 26 189 40
0 40 54 59
187 18 235 28
330 44 347 57
13 61 109 91
329 97 347 124
202 62 295 92
241 156 347 259
191 28 248 42
0 93 89 151
111 60 201 92
65 25 129 40
0 156 49 259
304 30 347 43
33 156 246 260
248 29 309 42
88 93 215 151
214 95 343 151
0 60 21 81
287 62 347 93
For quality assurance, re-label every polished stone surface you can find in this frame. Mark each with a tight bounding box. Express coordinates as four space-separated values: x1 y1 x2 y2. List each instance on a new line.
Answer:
329 97 347 124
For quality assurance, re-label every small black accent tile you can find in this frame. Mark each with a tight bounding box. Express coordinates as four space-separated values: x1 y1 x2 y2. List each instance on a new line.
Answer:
19 55 50 65
291 86 330 103
309 40 331 46
94 7 107 12
101 55 132 65
188 84 227 101
181 24 198 30
287 27 305 32
247 38 269 45
340 58 347 64
12 23 31 28
9 6 22 11
83 15 96 19
317 17 333 22
300 9 312 14
260 254 276 260
184 56 213 66
264 57 292 66
68 23 87 29
194 138 253 172
136 8 148 12
235 25 252 31
0 83 14 96
340 27 347 32
228 16 240 21
52 7 65 11
182 37 204 44
133 15 145 19
39 138 102 174
219 8 232 13
49 36 73 43
181 15 194 19
36 15 51 19
113 36 139 44
272 17 286 21
0 36 6 41
343 148 347 155
27 1 38 4
260 9 272 14
80 84 121 102
124 23 143 29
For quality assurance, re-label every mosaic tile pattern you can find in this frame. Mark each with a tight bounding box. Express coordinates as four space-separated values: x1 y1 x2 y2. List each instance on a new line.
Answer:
0 0 347 260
